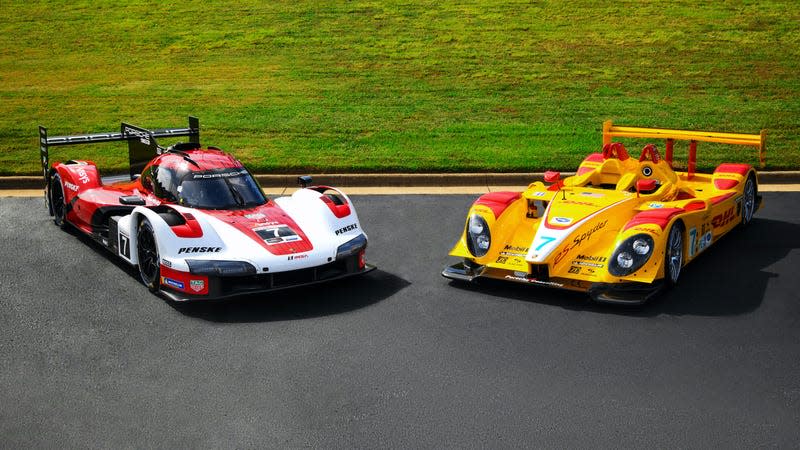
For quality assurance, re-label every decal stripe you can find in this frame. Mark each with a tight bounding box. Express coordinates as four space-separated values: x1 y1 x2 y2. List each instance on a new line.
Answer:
710 192 735 205
475 191 521 219
624 208 684 231
196 202 314 255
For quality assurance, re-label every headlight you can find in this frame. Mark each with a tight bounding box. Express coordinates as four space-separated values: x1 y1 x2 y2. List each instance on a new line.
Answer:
466 214 491 257
609 234 655 276
186 259 257 276
632 238 650 255
337 233 367 259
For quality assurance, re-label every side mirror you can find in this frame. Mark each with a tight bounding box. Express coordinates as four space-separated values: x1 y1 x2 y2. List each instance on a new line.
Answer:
544 171 561 184
297 175 313 188
119 195 146 206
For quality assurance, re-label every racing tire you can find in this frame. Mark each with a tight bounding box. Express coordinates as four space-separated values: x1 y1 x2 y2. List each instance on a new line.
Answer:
740 173 757 227
49 174 68 229
137 218 160 292
664 221 684 288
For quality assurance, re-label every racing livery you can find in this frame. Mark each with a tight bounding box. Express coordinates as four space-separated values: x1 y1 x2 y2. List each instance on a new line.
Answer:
443 121 766 304
40 117 374 301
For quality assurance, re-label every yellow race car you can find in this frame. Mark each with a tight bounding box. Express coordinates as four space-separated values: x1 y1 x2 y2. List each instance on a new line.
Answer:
442 122 766 304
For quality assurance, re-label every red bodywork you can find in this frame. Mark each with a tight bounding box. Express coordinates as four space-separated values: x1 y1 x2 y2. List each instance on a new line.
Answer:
51 149 341 257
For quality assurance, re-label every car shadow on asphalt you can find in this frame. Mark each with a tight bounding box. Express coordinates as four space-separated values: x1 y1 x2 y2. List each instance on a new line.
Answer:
167 269 409 323
65 226 410 322
446 217 799 317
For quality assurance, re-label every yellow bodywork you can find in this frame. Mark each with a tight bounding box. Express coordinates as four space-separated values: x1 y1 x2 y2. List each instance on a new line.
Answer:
447 129 762 300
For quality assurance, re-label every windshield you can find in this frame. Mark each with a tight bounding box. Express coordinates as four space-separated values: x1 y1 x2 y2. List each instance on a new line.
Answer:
176 168 267 209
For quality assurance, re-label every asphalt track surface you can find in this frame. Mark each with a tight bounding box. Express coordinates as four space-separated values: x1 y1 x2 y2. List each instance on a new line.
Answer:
2 193 799 448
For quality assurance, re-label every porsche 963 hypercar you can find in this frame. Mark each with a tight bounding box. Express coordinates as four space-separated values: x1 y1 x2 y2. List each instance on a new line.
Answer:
40 117 375 301
443 121 766 304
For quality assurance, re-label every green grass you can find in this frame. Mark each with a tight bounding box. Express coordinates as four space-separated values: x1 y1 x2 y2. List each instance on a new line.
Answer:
1 1 798 176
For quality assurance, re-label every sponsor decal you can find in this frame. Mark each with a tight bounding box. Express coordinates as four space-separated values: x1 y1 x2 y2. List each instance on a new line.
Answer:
500 251 526 257
504 244 529 253
76 168 90 184
64 181 79 192
192 170 247 179
287 254 309 261
178 246 222 254
123 125 151 145
495 256 508 264
553 217 573 225
190 279 205 292
573 261 603 268
574 254 607 263
568 266 581 274
244 213 266 220
632 226 660 235
561 200 596 207
254 225 302 245
580 192 604 198
335 223 358 236
161 258 172 268
571 220 607 249
532 192 546 197
161 277 184 290
688 227 713 258
553 219 609 265
648 202 664 209
503 274 563 288
711 207 736 229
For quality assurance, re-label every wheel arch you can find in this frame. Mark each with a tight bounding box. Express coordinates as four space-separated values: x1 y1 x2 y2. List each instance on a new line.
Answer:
126 207 174 266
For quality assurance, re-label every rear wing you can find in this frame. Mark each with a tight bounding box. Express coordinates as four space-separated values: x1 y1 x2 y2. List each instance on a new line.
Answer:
38 116 200 184
602 120 766 178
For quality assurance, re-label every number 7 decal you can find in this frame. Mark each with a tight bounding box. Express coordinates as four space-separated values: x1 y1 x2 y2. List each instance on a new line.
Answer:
535 235 556 251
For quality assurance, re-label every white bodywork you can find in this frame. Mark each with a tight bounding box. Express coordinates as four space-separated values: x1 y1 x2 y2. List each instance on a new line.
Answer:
116 187 366 274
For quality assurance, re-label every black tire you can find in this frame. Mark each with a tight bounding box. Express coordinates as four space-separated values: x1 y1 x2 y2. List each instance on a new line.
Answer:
137 218 160 292
664 221 684 288
49 174 67 229
740 173 757 227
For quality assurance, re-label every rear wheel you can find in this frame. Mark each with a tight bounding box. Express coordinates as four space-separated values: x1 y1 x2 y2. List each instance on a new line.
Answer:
49 174 67 229
664 222 684 288
740 173 757 227
137 218 160 292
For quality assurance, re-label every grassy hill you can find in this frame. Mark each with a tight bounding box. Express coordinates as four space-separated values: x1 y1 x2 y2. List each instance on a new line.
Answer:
1 1 798 176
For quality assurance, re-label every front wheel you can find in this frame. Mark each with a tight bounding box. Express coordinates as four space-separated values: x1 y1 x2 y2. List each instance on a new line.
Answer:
137 218 160 292
664 222 684 288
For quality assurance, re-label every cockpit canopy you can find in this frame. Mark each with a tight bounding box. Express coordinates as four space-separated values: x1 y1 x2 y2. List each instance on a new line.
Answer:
141 162 266 209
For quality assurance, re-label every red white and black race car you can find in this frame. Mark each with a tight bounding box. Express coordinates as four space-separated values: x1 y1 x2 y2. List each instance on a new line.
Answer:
39 117 374 301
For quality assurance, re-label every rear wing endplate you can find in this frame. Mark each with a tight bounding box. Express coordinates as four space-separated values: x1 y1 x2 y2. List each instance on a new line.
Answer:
38 116 200 184
602 120 766 178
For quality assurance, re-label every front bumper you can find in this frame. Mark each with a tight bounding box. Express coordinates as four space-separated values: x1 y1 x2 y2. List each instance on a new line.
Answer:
442 261 662 305
160 254 376 302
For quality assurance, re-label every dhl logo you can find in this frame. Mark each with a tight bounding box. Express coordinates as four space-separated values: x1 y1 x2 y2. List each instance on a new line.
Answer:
712 207 736 229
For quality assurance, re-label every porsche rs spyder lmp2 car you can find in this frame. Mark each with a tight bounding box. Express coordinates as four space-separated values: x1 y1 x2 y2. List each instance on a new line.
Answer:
442 121 766 304
39 117 374 301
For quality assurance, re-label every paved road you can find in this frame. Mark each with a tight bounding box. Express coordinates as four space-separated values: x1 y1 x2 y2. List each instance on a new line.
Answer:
1 194 799 448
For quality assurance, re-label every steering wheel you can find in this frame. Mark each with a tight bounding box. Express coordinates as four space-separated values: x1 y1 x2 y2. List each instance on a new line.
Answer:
602 142 630 161
639 144 660 163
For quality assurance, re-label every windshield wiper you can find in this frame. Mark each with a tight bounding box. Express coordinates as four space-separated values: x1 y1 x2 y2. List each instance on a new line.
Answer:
225 180 246 206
